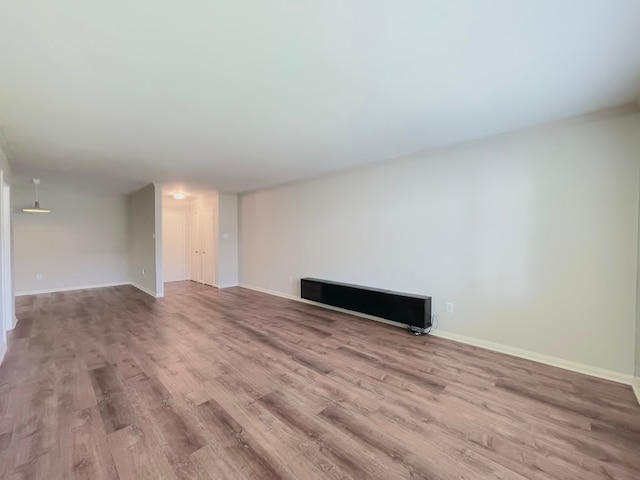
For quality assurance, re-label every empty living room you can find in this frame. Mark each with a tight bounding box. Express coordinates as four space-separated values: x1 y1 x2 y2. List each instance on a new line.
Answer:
1 1 640 479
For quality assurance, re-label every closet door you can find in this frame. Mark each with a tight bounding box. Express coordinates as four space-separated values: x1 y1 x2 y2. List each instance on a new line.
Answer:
162 211 186 282
189 210 202 283
201 208 216 286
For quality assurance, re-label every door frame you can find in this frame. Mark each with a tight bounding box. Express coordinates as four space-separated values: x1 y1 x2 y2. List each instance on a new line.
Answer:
189 209 201 283
201 208 216 287
0 171 14 345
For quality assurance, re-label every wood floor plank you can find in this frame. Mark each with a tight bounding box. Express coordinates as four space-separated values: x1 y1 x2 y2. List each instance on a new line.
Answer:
257 390 409 480
0 284 638 479
63 406 120 480
107 425 178 480
89 365 136 435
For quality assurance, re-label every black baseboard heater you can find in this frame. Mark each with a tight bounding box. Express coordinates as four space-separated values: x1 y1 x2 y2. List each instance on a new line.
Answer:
300 278 432 331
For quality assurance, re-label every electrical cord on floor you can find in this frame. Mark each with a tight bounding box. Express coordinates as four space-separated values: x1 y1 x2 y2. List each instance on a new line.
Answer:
406 313 438 336
431 314 439 332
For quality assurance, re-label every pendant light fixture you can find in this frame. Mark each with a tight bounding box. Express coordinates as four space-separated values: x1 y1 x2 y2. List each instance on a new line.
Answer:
23 178 51 213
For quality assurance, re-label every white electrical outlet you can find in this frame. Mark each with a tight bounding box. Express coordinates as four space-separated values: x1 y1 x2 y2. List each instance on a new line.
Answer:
36 273 43 280
446 302 454 313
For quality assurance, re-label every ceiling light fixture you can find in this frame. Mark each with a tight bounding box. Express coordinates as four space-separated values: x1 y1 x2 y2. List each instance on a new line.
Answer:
173 192 186 200
23 178 51 213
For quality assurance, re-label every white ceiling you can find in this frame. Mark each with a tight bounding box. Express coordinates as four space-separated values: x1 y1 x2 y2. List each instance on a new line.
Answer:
1 0 640 194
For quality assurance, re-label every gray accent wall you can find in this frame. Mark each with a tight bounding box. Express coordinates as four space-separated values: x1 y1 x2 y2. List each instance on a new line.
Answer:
128 183 162 296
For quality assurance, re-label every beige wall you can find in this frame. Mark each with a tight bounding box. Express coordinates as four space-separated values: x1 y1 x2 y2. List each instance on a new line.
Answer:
128 183 161 296
13 185 129 293
240 113 640 376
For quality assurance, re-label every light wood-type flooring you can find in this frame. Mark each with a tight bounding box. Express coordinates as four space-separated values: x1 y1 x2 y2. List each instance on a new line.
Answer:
164 281 216 297
1 285 639 479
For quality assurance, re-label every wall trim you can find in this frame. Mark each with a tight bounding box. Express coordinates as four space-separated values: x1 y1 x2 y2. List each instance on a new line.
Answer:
430 329 633 385
130 282 161 298
0 343 6 367
15 282 162 300
12 316 18 329
632 377 640 406
15 282 131 296
239 283 633 386
218 283 239 289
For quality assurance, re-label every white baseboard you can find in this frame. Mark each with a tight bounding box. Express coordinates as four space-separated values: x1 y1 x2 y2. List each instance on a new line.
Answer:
16 282 163 299
12 316 18 329
632 377 640 406
239 283 633 386
15 282 130 296
240 283 296 299
430 330 632 385
130 282 160 298
0 343 6 367
218 283 239 289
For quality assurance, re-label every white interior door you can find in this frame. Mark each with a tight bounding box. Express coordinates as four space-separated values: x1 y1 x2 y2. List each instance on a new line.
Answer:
189 210 201 283
201 208 216 286
162 211 186 282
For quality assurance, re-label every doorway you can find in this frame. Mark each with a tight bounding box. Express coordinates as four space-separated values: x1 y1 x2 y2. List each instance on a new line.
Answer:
199 207 216 286
187 202 216 287
162 187 217 296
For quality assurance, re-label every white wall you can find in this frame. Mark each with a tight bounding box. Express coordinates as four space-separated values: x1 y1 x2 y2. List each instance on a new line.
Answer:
240 113 640 376
13 185 129 294
128 183 162 296
218 194 239 287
